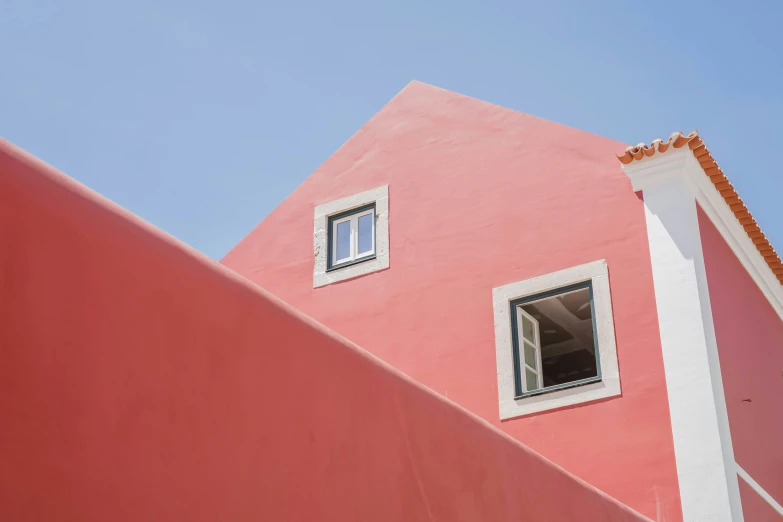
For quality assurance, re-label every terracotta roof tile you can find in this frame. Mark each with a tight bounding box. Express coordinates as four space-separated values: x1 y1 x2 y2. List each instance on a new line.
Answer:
617 131 782 286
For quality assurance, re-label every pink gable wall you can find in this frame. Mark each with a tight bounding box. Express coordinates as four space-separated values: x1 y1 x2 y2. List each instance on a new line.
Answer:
698 205 783 511
222 81 682 520
0 140 654 521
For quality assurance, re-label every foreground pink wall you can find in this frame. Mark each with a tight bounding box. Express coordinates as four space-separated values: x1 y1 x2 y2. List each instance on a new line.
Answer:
222 81 681 520
698 206 783 516
0 142 651 521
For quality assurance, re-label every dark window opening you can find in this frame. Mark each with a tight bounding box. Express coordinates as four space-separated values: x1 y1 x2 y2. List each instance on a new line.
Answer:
510 282 600 398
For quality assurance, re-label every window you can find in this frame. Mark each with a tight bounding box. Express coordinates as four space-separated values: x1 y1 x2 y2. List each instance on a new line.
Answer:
510 282 600 397
328 204 376 270
492 260 620 418
313 186 390 288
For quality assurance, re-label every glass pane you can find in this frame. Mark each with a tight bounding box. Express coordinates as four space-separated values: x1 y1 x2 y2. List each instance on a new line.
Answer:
335 221 351 261
358 213 373 254
521 315 534 343
523 341 537 369
525 369 539 391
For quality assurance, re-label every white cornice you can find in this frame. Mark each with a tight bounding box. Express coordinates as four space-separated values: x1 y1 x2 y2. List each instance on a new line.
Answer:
621 147 691 192
622 151 783 322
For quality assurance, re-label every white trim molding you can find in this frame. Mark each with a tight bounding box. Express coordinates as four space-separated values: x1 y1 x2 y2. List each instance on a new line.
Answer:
491 260 621 419
736 464 783 517
313 186 390 288
622 148 744 521
625 148 783 322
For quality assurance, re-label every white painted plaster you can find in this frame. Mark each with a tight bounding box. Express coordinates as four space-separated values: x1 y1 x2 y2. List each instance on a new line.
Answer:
625 148 783 322
491 260 621 419
313 186 389 288
737 464 783 517
686 158 783 322
623 151 743 521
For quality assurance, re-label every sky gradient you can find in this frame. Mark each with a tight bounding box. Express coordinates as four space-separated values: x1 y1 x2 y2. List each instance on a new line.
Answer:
2 0 781 259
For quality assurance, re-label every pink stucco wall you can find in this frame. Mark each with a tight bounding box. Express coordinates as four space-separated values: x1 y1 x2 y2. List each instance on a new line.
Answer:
222 81 682 520
0 140 653 521
738 480 783 521
698 205 783 513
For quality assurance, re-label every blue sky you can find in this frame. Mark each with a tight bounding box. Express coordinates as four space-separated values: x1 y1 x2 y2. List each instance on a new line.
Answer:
2 0 781 259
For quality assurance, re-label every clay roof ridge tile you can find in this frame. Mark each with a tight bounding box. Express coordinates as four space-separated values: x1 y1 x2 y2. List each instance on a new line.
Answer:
616 131 781 286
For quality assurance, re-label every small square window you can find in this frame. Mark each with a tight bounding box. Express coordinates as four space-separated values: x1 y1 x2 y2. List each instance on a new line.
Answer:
313 185 389 288
327 204 376 271
492 260 620 418
510 282 600 398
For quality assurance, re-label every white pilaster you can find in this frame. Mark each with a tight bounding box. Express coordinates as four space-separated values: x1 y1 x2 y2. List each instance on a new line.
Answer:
623 148 743 521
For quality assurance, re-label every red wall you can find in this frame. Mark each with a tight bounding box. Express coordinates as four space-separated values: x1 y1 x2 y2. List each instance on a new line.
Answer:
0 142 652 521
698 206 783 515
222 81 681 520
738 480 783 522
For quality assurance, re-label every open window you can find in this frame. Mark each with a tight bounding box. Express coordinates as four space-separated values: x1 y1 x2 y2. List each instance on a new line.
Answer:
492 260 620 418
511 282 599 397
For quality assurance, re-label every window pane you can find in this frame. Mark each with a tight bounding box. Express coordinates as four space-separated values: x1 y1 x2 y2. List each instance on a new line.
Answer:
525 369 538 391
335 221 351 260
358 213 373 254
523 341 537 369
521 315 535 343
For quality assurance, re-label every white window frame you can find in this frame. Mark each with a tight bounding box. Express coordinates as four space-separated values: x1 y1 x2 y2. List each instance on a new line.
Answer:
313 186 389 288
330 206 375 267
517 308 543 392
491 260 620 419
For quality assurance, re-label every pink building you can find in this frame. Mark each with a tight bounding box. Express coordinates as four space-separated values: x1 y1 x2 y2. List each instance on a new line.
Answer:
1 81 781 521
223 82 783 521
